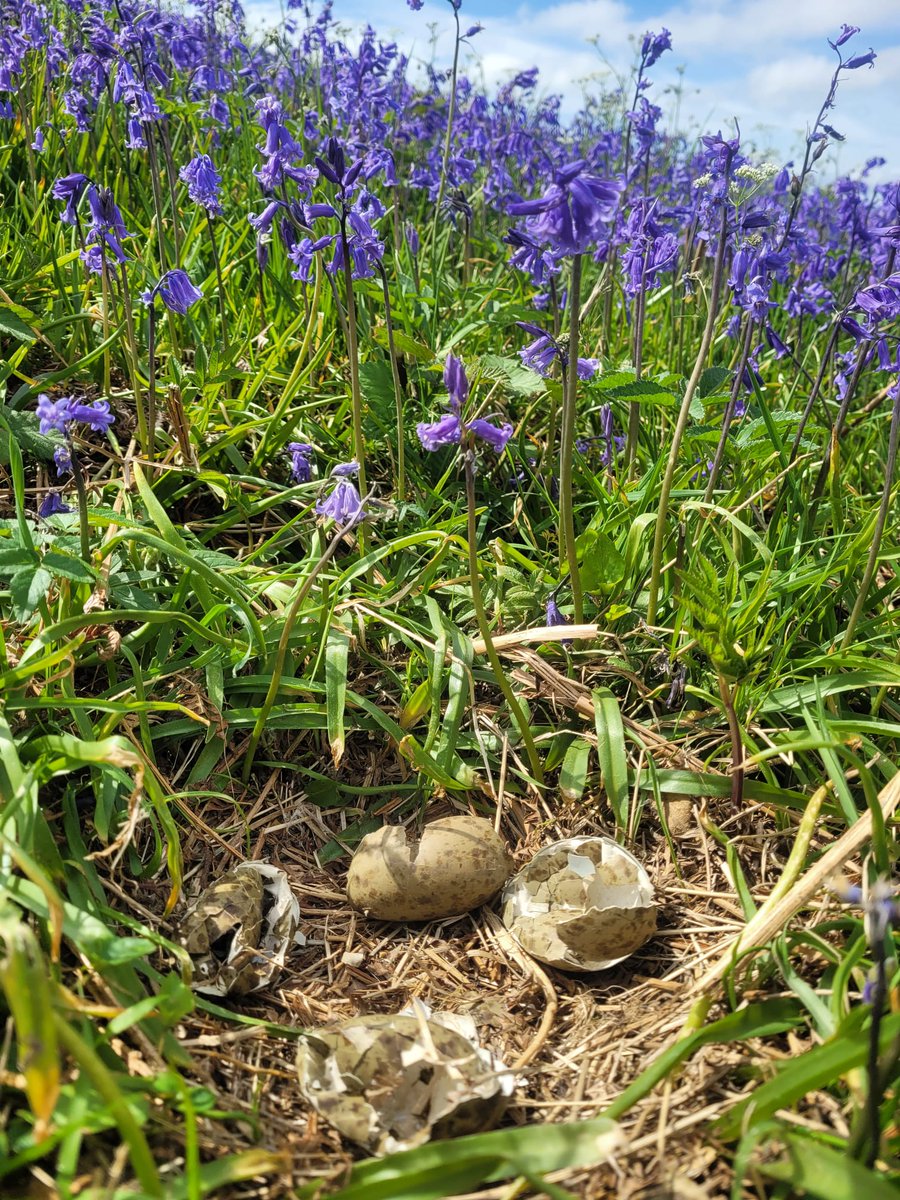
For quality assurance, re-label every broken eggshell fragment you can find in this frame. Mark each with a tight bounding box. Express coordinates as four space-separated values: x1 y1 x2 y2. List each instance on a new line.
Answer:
296 1006 514 1154
178 861 301 997
501 836 656 972
346 815 513 921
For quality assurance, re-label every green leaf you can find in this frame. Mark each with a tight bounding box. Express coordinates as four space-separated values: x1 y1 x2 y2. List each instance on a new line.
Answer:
698 365 731 397
372 326 433 362
716 1009 900 1140
755 1132 900 1200
332 1116 621 1200
559 737 592 803
10 565 52 620
603 998 802 1121
478 353 546 397
0 307 37 343
592 687 629 831
325 625 350 767
42 550 96 584
576 530 626 593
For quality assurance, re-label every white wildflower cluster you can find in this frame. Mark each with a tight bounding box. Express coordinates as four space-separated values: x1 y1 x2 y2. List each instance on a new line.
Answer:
734 162 779 183
693 172 712 189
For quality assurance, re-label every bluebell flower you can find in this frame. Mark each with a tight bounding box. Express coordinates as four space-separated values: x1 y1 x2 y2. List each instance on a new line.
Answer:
407 0 423 9
508 162 621 256
516 321 598 379
39 492 71 518
444 354 469 410
830 23 860 49
286 442 314 482
467 418 514 453
546 597 567 627
142 269 203 315
180 153 223 215
417 412 462 450
316 462 366 525
52 173 89 225
844 49 876 69
640 27 672 69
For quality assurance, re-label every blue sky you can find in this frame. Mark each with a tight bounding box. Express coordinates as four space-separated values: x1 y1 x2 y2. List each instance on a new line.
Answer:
245 0 900 180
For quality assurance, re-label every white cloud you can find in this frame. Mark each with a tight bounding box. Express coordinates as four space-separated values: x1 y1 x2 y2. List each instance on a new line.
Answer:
242 0 900 177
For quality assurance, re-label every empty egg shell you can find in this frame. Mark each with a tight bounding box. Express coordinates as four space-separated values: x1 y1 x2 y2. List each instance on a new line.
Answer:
296 1006 514 1154
178 861 301 997
501 836 656 972
346 815 513 921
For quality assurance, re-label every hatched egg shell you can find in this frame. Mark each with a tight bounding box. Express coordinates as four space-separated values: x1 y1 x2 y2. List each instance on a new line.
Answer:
347 815 513 921
296 1009 513 1154
501 836 656 972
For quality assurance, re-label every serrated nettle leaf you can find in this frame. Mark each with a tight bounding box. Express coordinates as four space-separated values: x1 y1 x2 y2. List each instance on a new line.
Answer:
698 365 732 397
478 353 546 396
42 550 96 583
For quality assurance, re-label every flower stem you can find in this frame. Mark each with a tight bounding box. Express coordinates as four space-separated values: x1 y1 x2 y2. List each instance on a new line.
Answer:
464 444 544 788
206 212 227 333
559 253 584 622
377 264 406 501
646 203 729 625
68 445 92 563
339 218 367 508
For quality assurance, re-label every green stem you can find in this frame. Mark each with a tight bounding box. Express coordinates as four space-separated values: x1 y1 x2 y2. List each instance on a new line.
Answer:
378 265 406 501
559 254 584 623
464 444 544 787
339 216 367 514
117 266 150 459
68 445 92 564
206 212 227 333
646 202 729 625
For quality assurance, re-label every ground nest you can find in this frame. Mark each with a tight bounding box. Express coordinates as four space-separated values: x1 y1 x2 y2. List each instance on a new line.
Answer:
87 730 844 1200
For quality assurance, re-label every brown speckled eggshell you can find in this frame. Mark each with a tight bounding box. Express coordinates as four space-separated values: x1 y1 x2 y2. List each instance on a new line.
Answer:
346 815 513 921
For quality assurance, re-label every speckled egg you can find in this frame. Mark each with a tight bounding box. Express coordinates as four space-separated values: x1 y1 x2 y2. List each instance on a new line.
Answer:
346 815 513 921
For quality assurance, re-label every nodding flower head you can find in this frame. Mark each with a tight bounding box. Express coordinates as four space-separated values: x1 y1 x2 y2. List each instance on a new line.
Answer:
180 153 223 215
286 442 314 483
508 162 621 256
37 394 115 437
316 462 366 526
141 269 204 315
444 353 469 411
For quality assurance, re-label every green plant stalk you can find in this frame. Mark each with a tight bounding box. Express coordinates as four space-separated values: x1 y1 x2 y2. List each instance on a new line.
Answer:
703 315 755 501
559 253 584 623
100 255 112 397
646 202 729 625
242 517 361 781
117 266 151 458
717 674 744 809
68 444 92 564
339 215 367 517
206 212 227 334
464 443 544 787
53 1011 163 1197
377 264 406 501
841 384 900 651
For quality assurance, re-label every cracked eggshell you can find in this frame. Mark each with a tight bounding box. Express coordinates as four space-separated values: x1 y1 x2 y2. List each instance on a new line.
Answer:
295 1006 514 1154
501 836 656 972
346 815 513 921
178 861 300 997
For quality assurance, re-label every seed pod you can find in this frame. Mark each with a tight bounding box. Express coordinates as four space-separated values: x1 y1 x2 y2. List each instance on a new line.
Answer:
346 815 513 921
501 837 656 972
178 862 301 997
296 1006 514 1154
